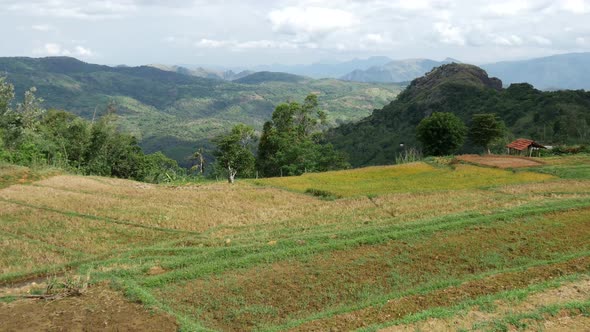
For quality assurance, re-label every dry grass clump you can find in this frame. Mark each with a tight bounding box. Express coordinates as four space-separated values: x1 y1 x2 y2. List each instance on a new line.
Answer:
496 180 590 195
0 202 177 255
0 234 73 275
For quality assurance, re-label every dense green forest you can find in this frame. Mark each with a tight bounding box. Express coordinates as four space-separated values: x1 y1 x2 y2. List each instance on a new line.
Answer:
0 56 402 166
0 77 181 182
328 63 590 167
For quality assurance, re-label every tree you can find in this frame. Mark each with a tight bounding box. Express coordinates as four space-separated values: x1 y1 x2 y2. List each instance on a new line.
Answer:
257 94 348 177
0 77 14 115
416 112 466 156
190 148 206 175
469 113 505 154
213 124 256 183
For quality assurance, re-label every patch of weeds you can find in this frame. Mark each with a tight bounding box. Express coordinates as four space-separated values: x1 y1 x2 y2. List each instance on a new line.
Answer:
304 188 342 200
0 296 18 303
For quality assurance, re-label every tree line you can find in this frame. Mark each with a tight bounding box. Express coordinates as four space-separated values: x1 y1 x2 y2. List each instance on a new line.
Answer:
0 77 181 182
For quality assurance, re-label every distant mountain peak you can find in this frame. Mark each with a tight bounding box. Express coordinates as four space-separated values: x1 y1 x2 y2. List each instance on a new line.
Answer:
403 63 502 100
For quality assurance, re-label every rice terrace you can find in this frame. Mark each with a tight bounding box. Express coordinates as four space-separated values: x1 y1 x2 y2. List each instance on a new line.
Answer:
1 154 590 331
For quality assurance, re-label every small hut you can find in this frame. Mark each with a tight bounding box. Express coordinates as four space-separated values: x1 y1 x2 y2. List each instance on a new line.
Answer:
506 139 546 156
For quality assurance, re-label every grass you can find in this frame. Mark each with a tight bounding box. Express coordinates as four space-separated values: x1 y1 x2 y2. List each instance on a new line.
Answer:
253 162 554 197
1 155 589 331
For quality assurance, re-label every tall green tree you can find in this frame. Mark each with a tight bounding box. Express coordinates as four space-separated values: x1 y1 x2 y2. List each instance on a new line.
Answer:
257 94 347 177
213 124 256 183
469 113 505 154
416 112 466 156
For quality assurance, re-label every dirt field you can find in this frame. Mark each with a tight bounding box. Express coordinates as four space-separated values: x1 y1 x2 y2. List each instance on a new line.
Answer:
0 282 178 332
456 154 544 168
381 276 590 332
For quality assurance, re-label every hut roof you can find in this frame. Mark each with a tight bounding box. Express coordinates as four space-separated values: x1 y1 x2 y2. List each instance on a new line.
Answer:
506 139 546 151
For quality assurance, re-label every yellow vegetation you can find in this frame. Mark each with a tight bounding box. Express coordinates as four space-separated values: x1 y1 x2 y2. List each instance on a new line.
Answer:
254 162 554 197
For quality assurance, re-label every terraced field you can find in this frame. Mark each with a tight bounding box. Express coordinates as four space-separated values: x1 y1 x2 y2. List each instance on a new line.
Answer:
1 156 590 331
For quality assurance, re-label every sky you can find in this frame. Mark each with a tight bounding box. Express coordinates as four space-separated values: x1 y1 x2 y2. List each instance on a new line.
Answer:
1 0 589 67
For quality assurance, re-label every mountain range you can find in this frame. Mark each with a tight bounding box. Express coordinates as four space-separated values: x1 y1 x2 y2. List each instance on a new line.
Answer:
336 53 590 91
163 52 590 91
0 56 402 166
233 56 393 79
341 58 458 83
328 63 590 167
147 64 254 81
480 52 590 90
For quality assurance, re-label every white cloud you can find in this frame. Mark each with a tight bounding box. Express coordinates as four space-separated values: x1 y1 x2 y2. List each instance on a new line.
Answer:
483 0 552 17
33 43 94 57
74 46 93 56
364 33 385 44
434 22 466 46
1 0 589 66
268 6 359 38
559 0 590 14
196 39 231 49
491 34 524 46
530 35 552 46
4 0 138 20
40 43 65 55
31 24 53 31
195 38 298 50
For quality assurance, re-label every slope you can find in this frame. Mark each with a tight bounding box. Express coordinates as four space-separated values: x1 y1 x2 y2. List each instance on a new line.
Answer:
0 56 403 165
328 63 590 167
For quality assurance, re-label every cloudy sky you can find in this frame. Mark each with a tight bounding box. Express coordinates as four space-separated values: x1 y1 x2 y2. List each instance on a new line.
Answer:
1 0 589 67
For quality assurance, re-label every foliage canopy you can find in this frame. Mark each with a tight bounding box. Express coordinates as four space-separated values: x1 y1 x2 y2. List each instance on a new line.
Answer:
416 112 467 156
257 94 349 177
0 77 181 182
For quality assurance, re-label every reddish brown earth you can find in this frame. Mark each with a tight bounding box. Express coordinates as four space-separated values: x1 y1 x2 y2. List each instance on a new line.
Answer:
0 283 178 332
290 256 590 331
456 155 543 168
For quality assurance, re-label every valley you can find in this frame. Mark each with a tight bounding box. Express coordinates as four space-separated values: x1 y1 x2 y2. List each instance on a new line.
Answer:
0 57 402 165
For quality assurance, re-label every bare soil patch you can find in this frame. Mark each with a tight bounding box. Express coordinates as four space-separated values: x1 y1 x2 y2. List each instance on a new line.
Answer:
292 256 590 331
0 283 178 332
456 154 543 168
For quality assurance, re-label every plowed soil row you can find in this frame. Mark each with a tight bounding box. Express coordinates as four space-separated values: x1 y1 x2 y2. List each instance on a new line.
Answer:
291 256 590 331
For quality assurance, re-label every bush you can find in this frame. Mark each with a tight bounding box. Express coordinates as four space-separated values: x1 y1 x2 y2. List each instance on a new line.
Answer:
541 145 590 156
305 188 342 199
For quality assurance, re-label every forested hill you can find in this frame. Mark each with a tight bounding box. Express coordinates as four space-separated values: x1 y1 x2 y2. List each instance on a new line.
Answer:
327 63 590 167
0 56 403 165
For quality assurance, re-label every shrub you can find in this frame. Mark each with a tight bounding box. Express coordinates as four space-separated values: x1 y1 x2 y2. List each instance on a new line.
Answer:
305 188 342 199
